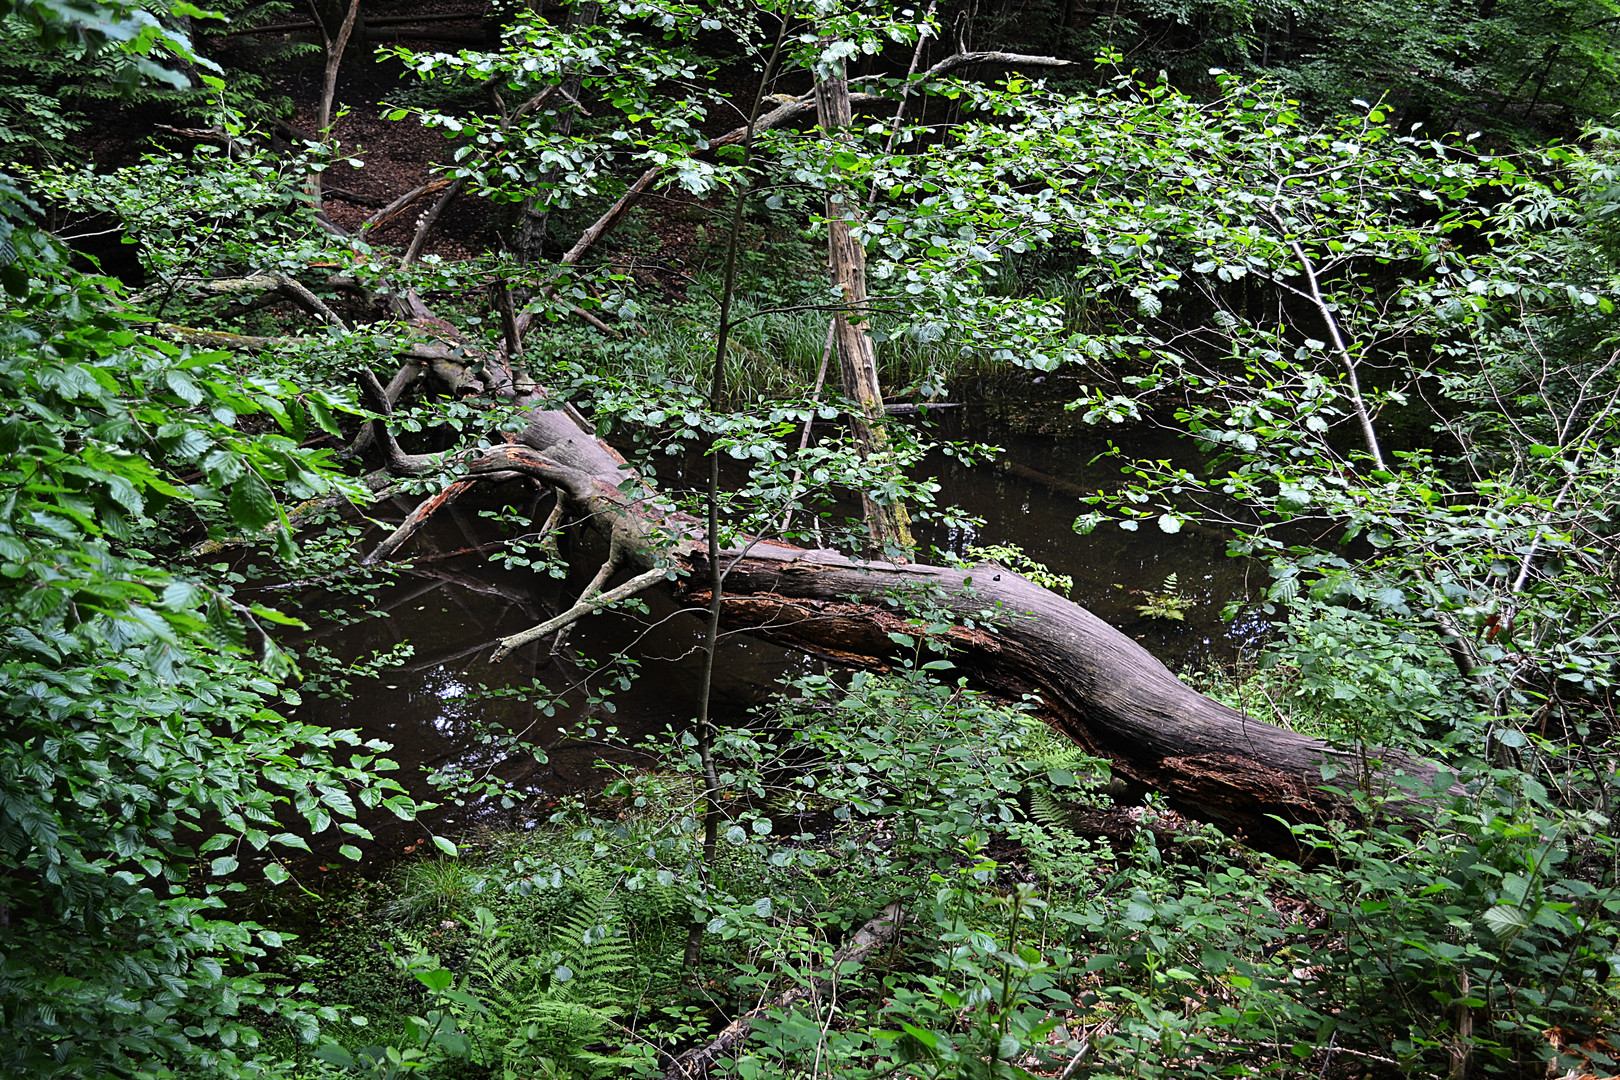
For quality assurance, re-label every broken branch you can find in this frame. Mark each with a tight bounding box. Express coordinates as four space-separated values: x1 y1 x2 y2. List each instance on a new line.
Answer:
489 565 671 663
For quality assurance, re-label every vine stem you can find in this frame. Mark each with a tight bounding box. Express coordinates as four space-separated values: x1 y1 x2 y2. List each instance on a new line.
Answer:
683 12 791 972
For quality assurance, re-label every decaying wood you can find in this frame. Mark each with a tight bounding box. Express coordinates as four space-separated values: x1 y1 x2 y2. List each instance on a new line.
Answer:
362 477 482 566
671 547 1427 853
402 179 465 268
814 62 914 552
274 273 348 329
662 903 903 1079
914 50 1076 80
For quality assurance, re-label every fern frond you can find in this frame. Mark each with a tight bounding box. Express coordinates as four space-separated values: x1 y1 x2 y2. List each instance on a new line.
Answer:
1016 718 1107 777
1029 788 1075 830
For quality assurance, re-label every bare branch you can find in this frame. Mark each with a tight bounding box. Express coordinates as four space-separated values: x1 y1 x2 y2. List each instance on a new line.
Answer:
363 178 454 231
273 273 349 330
916 49 1074 79
402 178 466 268
489 565 671 663
663 903 903 1079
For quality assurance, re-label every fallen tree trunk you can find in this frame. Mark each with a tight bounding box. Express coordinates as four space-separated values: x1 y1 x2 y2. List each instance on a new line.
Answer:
669 544 1391 854
304 44 1453 854
361 394 1452 856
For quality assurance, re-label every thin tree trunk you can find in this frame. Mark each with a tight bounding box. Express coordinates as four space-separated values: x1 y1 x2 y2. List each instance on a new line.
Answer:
312 0 362 208
814 59 915 554
516 3 600 264
681 19 790 973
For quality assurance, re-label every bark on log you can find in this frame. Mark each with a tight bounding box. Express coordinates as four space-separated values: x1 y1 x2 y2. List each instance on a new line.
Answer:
170 268 1450 855
667 544 1412 854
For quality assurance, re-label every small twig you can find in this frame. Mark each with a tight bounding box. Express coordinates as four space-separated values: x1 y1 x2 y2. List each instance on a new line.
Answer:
663 903 904 1080
1057 1040 1092 1080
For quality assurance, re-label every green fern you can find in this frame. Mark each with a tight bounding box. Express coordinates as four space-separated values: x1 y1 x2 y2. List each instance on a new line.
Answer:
1135 572 1192 621
1016 717 1107 778
1028 787 1077 831
465 891 638 1079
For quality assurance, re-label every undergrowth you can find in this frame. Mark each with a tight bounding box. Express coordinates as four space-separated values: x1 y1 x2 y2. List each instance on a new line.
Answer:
256 663 1618 1080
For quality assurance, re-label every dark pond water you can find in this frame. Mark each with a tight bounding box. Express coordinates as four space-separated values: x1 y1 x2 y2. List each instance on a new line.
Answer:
268 410 1270 856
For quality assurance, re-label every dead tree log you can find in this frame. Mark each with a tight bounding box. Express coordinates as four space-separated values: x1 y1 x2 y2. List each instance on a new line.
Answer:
361 390 1451 856
667 545 1398 854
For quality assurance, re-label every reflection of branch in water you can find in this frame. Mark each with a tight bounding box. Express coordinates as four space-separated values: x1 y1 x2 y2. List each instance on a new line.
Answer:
408 542 507 565
398 637 513 674
403 565 540 609
447 505 487 553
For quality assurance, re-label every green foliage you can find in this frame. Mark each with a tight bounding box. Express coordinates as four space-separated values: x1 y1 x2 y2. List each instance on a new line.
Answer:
383 0 715 214
0 14 420 1076
1034 73 1620 758
0 0 300 162
5 2 1618 1077
387 859 492 925
1133 572 1190 622
25 121 328 279
0 197 418 1079
959 543 1074 596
